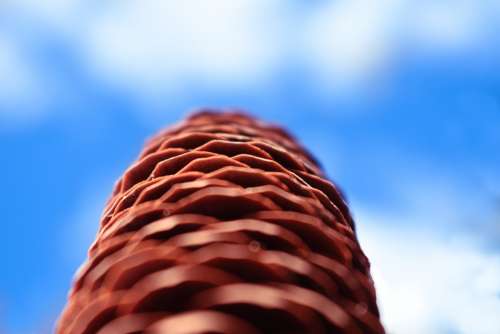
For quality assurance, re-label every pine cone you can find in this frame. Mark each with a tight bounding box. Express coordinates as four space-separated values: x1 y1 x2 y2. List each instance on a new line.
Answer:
57 110 384 334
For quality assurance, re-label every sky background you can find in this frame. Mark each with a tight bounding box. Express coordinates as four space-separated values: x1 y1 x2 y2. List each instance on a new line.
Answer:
1 1 500 333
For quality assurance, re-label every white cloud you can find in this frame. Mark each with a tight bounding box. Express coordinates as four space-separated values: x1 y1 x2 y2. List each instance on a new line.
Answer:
348 164 500 333
357 210 500 334
303 0 398 93
0 34 48 127
1 0 499 125
303 0 499 94
78 0 288 97
408 1 487 51
2 0 82 31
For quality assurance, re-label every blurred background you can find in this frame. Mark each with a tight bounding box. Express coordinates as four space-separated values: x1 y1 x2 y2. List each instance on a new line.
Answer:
1 1 500 333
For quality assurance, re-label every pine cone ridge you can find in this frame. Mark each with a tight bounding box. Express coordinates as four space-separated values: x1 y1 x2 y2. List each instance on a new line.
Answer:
57 109 384 334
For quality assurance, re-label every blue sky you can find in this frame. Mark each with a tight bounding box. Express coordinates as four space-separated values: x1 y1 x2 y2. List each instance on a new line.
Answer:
1 1 500 333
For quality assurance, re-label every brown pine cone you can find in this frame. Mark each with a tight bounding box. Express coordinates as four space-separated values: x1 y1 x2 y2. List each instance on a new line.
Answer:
57 109 384 334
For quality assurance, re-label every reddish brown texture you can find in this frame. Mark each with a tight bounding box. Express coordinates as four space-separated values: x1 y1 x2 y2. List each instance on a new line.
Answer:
58 110 384 334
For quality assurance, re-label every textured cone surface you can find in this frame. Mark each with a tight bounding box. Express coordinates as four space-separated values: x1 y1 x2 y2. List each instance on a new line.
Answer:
58 110 384 334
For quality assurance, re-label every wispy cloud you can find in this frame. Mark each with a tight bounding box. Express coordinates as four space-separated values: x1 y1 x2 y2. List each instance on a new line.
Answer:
303 0 397 94
0 33 47 127
358 214 500 334
78 0 288 98
407 0 496 51
1 0 499 126
350 164 500 334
